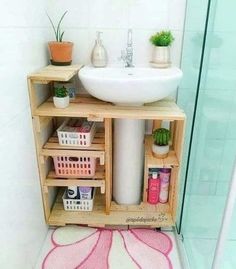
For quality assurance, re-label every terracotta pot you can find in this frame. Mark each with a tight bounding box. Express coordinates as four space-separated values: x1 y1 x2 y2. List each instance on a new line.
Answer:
48 41 73 66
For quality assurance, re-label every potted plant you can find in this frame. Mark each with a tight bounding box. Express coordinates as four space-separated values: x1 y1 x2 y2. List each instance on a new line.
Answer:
152 128 170 158
150 31 174 68
53 86 69 108
47 11 73 66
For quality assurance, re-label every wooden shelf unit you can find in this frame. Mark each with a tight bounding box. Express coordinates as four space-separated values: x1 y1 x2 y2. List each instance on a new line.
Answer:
28 64 186 227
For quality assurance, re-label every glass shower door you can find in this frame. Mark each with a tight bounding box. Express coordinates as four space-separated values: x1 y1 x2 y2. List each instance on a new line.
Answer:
178 0 236 268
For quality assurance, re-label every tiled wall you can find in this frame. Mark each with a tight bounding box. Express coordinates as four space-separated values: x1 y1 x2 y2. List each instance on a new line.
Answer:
46 0 186 68
0 1 50 268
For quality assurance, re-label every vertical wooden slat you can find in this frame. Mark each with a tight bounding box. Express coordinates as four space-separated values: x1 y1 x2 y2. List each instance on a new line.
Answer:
171 119 186 220
152 120 162 131
143 138 149 202
27 78 37 114
32 116 51 221
105 118 112 214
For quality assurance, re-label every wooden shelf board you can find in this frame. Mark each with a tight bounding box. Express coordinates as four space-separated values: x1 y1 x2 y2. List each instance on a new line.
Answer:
45 179 105 194
35 96 186 120
28 64 83 82
44 128 105 151
48 190 173 227
47 169 105 179
145 135 179 168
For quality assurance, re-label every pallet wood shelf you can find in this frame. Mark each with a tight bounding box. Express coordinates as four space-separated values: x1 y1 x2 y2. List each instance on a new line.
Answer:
34 96 185 120
145 136 179 168
27 64 186 228
49 189 173 227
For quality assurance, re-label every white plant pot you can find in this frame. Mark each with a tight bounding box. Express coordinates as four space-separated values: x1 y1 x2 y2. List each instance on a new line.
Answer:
53 96 69 108
152 144 169 159
151 46 171 68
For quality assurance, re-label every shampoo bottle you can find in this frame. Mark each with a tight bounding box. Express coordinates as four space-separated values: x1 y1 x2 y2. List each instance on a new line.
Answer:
91 31 108 68
148 172 160 204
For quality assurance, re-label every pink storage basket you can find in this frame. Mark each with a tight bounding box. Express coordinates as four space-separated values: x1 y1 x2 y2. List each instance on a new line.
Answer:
53 156 96 177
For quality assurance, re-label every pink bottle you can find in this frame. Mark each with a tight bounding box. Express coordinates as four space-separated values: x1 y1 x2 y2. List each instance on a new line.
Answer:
159 168 171 203
148 172 160 204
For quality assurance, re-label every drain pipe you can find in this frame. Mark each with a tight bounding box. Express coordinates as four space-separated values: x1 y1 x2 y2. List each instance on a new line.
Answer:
212 159 236 269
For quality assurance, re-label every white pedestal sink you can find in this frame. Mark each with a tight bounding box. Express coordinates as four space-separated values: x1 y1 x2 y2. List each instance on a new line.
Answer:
79 66 183 205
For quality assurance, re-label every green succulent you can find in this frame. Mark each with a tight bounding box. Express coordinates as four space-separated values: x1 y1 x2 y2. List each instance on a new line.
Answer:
46 11 68 42
153 128 170 146
150 31 174 47
54 86 68 98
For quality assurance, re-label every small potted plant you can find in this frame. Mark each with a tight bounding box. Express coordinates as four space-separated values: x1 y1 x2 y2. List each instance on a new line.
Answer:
47 11 73 66
53 86 69 108
150 31 174 68
152 128 170 158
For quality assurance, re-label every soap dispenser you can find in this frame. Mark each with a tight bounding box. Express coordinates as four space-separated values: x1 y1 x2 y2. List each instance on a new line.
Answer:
91 31 108 68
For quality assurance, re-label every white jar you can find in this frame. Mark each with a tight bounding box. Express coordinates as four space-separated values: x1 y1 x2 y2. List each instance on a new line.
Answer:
53 96 69 108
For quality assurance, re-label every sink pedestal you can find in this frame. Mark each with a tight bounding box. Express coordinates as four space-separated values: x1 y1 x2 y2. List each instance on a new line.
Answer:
113 119 145 205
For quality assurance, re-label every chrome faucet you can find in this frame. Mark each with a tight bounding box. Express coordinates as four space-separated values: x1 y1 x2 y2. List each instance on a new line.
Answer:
120 29 134 67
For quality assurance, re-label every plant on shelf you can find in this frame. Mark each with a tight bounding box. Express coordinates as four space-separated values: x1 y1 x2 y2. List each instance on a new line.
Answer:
149 31 174 68
53 86 69 108
47 11 73 66
152 128 171 159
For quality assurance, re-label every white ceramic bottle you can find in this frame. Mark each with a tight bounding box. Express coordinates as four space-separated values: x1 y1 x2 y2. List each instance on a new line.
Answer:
91 31 108 68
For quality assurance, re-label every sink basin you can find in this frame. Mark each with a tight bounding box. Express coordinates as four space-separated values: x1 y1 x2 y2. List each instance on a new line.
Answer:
79 66 183 106
78 65 183 205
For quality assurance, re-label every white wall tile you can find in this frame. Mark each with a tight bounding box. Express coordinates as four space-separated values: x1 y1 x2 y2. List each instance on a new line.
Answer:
168 0 187 30
46 0 90 29
0 0 48 27
128 0 169 29
88 0 130 29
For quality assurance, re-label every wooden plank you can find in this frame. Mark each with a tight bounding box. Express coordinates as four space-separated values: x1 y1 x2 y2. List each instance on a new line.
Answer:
105 118 112 214
171 119 186 220
45 179 106 193
47 169 105 179
35 98 186 120
48 191 173 227
32 117 50 222
28 64 83 82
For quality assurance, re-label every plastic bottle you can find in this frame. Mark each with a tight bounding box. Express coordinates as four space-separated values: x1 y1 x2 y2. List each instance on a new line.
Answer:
67 186 77 198
148 172 160 204
159 168 171 203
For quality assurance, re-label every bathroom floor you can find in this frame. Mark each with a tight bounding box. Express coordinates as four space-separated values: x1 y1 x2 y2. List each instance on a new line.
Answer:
35 226 183 269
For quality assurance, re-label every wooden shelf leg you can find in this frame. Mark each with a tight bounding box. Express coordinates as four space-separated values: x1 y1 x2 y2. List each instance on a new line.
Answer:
105 118 112 215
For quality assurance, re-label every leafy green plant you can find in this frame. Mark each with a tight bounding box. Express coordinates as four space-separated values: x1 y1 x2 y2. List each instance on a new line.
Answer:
150 31 174 47
54 86 68 98
153 128 170 146
47 11 68 42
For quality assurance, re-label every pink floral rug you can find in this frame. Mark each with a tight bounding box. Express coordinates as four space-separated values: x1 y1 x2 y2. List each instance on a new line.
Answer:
42 226 173 269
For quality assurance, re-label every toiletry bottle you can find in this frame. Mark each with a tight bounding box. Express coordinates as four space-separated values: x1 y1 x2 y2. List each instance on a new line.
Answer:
159 168 171 203
148 172 160 204
67 186 77 198
79 187 93 200
91 31 108 68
